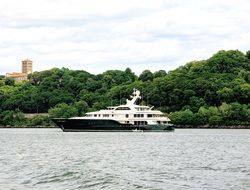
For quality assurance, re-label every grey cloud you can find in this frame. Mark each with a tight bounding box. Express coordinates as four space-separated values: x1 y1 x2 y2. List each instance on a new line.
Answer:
1 7 152 29
1 0 250 75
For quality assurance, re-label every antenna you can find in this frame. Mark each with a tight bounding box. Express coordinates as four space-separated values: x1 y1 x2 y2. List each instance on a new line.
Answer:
147 93 148 106
120 91 121 105
133 88 136 96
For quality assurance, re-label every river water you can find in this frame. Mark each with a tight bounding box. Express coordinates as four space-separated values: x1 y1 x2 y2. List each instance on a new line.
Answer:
0 129 249 190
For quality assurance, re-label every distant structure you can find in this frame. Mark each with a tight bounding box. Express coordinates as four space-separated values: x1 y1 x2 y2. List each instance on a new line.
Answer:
5 72 28 82
5 59 33 82
22 59 33 74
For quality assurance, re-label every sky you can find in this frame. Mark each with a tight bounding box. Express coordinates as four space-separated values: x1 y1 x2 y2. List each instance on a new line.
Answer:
1 0 250 75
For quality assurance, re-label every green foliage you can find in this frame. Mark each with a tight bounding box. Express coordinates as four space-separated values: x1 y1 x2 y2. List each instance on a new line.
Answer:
188 96 206 112
139 70 154 81
217 87 234 102
74 101 88 116
219 102 232 119
4 77 15 86
0 110 26 126
208 116 223 126
0 80 4 87
48 103 78 118
27 115 50 126
246 50 250 59
207 50 248 73
0 50 249 127
154 70 167 78
170 109 194 125
170 102 250 126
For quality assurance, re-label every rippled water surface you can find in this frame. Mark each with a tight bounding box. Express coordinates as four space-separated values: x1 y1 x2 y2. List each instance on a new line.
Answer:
0 129 249 190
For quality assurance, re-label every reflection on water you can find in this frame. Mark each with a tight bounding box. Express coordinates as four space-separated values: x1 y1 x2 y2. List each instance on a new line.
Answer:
0 129 249 190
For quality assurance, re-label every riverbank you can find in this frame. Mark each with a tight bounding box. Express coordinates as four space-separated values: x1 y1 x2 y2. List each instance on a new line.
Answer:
0 125 56 128
174 125 250 129
1 125 250 129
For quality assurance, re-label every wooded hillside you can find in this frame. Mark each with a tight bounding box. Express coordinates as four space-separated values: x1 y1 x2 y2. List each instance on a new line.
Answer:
0 50 249 126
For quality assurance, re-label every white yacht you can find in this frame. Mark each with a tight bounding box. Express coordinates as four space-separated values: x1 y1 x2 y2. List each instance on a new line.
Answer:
52 89 174 132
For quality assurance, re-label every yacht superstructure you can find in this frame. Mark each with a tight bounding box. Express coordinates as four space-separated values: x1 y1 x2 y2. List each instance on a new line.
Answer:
52 89 174 132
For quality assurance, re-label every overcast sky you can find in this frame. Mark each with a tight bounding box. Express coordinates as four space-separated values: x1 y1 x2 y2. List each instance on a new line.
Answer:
1 0 250 75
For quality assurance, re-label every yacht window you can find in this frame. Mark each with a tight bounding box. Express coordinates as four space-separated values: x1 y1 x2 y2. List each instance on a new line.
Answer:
134 114 144 118
94 114 97 117
103 114 109 117
115 107 131 110
126 114 129 118
134 121 147 125
148 114 160 117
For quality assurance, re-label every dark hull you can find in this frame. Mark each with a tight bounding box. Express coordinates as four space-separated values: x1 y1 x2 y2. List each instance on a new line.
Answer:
52 118 174 132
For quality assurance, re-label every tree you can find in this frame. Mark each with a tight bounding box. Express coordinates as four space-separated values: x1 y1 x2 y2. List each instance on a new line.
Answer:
0 110 26 126
74 101 88 116
188 96 206 112
246 50 250 59
170 109 194 125
139 70 154 81
27 115 50 126
219 102 232 119
4 77 15 86
0 80 4 87
124 68 137 83
240 83 250 100
217 87 234 103
0 49 249 127
209 116 223 125
207 50 247 73
48 103 78 118
238 69 250 83
192 112 207 125
154 70 167 78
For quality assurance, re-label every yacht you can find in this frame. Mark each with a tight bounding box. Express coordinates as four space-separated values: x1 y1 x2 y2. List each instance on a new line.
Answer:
52 89 174 132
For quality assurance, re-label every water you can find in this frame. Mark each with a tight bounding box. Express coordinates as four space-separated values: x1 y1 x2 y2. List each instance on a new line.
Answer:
0 129 249 190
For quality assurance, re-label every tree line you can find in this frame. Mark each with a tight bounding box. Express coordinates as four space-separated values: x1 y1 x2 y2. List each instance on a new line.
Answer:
0 50 249 127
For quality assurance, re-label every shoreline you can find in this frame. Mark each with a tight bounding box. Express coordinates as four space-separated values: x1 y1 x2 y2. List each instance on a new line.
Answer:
174 125 250 129
0 126 56 128
0 125 249 129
